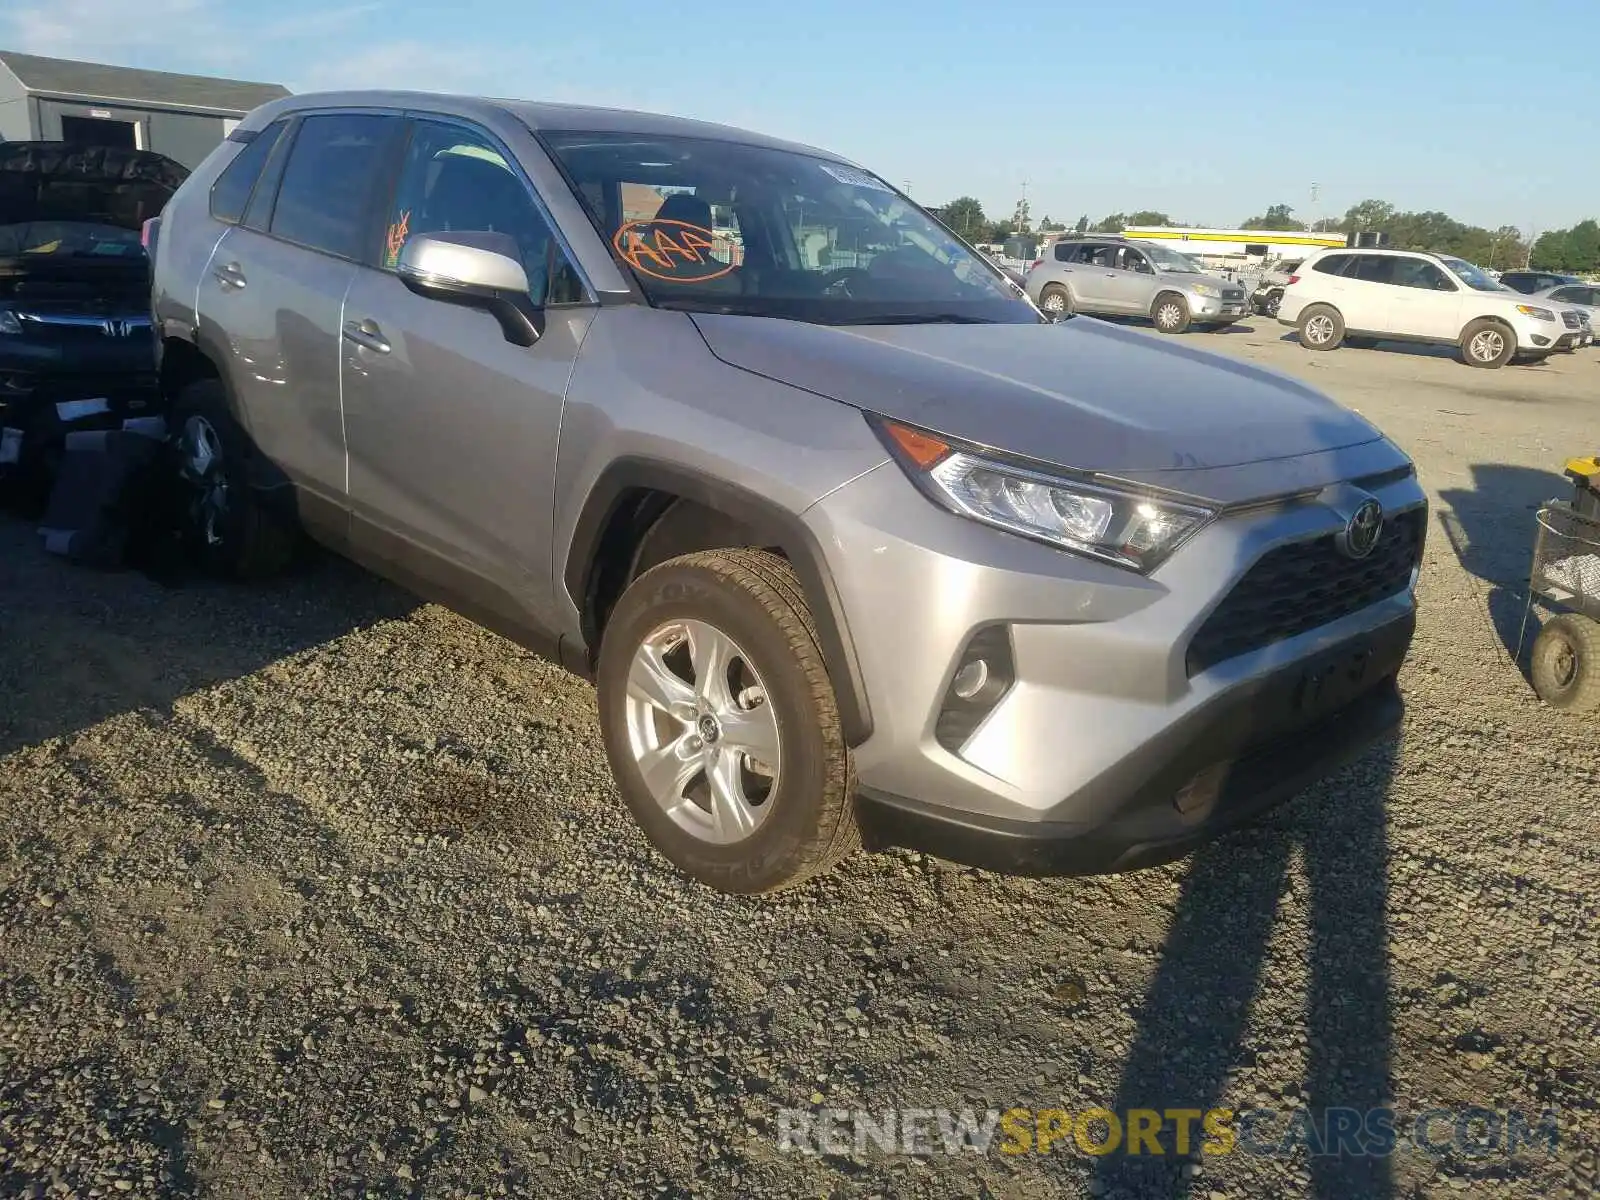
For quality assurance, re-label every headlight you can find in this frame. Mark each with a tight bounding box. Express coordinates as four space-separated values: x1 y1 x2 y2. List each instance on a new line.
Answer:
1191 282 1221 298
873 417 1214 572
0 309 20 336
1516 305 1556 321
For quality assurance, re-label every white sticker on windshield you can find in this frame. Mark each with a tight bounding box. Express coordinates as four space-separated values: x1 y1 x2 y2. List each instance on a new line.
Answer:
819 163 894 192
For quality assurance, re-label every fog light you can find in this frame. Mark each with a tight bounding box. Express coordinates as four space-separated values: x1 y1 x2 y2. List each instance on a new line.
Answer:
1532 335 1551 347
935 625 1015 754
951 658 989 700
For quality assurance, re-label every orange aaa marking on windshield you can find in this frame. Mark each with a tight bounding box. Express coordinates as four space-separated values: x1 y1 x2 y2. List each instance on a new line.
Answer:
613 220 734 283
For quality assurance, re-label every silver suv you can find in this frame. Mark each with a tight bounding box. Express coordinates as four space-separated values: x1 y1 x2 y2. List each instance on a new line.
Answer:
1027 236 1249 332
149 92 1425 893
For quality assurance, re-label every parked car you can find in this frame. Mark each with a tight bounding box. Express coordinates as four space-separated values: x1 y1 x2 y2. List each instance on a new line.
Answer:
0 142 188 504
1249 257 1304 317
1498 269 1586 295
1278 248 1588 368
1528 282 1600 345
1025 236 1249 332
151 91 1426 893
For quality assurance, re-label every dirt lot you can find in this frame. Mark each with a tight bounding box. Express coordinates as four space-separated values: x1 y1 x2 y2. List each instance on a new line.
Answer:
2 323 1598 1199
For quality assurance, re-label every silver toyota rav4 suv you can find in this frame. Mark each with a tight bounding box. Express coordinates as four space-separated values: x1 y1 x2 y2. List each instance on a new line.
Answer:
149 91 1426 893
1026 235 1250 332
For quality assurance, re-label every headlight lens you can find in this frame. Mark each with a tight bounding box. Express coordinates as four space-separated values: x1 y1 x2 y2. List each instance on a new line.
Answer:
0 309 21 336
874 418 1214 572
1516 305 1556 321
1191 282 1221 298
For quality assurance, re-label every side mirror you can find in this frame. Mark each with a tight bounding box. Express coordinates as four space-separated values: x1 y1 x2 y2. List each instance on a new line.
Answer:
396 231 543 346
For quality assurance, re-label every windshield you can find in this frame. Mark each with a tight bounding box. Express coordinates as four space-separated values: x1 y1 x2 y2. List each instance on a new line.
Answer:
542 132 1037 325
1140 244 1203 274
0 221 144 259
1440 257 1506 292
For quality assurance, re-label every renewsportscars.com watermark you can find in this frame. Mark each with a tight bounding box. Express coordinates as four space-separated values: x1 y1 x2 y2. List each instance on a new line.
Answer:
777 1106 1561 1159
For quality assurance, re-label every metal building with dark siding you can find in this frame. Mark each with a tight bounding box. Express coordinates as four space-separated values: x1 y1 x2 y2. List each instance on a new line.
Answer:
0 50 288 170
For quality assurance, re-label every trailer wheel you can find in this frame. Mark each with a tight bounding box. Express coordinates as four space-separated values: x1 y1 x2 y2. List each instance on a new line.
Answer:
1530 613 1600 711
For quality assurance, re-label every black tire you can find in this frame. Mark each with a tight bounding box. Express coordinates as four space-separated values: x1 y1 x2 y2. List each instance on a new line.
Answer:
1460 318 1516 369
171 379 297 579
596 548 859 894
1151 292 1191 334
1038 283 1073 318
1298 304 1345 351
1264 289 1283 318
1530 614 1600 711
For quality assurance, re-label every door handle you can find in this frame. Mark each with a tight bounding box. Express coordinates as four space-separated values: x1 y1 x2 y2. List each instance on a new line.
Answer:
212 261 246 289
342 319 391 354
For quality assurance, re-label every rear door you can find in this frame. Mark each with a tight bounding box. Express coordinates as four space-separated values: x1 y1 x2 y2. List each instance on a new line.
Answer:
339 116 596 641
1070 243 1121 309
201 111 405 523
1338 254 1399 332
1385 255 1462 340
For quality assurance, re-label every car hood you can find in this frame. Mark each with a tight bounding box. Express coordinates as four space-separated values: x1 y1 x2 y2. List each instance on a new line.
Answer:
0 142 187 232
692 313 1387 492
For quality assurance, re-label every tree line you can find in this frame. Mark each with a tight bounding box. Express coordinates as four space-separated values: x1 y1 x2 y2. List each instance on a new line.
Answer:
932 195 1599 274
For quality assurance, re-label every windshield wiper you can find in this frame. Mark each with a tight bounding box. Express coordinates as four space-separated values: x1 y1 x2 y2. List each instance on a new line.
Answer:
829 312 998 326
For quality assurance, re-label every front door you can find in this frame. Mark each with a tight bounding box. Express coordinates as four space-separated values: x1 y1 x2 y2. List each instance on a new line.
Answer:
1070 243 1121 309
341 118 596 640
1104 247 1158 314
1386 256 1462 340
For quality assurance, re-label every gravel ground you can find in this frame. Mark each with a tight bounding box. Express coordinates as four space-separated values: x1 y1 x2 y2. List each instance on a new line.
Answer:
2 324 1598 1199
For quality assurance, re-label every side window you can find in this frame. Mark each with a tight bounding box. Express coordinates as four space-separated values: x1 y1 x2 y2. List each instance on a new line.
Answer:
270 113 401 261
209 121 286 224
1348 255 1396 285
1312 253 1352 276
1120 249 1153 274
382 120 585 306
1549 287 1581 303
1082 245 1118 268
1392 258 1453 290
1053 242 1077 262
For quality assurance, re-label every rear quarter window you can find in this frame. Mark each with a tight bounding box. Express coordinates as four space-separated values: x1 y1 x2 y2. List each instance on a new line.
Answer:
209 121 286 225
1312 253 1353 275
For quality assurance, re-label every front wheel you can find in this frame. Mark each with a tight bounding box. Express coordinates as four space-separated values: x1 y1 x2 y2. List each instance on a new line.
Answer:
596 549 859 894
1151 293 1191 334
1460 318 1516 369
1263 289 1283 318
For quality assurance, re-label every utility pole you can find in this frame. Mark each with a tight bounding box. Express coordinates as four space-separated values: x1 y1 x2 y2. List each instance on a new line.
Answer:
1310 182 1320 231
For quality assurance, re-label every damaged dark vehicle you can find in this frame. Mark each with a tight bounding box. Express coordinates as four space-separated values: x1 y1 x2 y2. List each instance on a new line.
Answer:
0 142 187 506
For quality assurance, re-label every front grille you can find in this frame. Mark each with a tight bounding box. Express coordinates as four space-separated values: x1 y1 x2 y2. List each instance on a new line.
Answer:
1563 311 1581 329
1186 507 1426 676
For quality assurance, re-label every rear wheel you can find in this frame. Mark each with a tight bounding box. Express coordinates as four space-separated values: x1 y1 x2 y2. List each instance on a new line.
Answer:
1299 305 1345 351
1460 318 1516 369
1530 614 1600 711
1151 293 1191 334
1038 284 1073 317
172 379 298 579
596 549 859 894
1263 289 1283 318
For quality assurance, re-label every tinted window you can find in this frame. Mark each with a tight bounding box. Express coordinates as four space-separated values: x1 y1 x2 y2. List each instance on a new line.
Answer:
1349 255 1397 284
1392 258 1452 290
1500 273 1540 294
1313 253 1353 275
270 113 399 260
382 120 584 305
1081 244 1119 268
1053 242 1078 262
1550 286 1584 303
209 121 286 224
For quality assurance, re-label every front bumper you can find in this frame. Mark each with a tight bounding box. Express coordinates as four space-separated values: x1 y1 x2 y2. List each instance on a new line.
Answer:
807 451 1425 868
1191 293 1249 322
857 613 1410 874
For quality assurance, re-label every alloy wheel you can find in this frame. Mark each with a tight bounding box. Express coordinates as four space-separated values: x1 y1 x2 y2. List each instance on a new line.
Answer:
1469 329 1506 363
1304 314 1335 345
623 618 781 845
178 414 229 548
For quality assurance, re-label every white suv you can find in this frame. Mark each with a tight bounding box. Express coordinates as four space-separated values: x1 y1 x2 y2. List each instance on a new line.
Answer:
1277 248 1588 368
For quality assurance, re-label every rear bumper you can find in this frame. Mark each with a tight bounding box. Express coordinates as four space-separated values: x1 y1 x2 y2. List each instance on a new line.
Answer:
857 611 1412 876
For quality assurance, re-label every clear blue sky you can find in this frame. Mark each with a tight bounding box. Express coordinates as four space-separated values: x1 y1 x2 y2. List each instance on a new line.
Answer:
6 0 1596 234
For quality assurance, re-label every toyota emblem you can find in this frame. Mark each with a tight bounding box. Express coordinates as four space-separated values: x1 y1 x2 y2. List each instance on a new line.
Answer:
1338 499 1384 559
